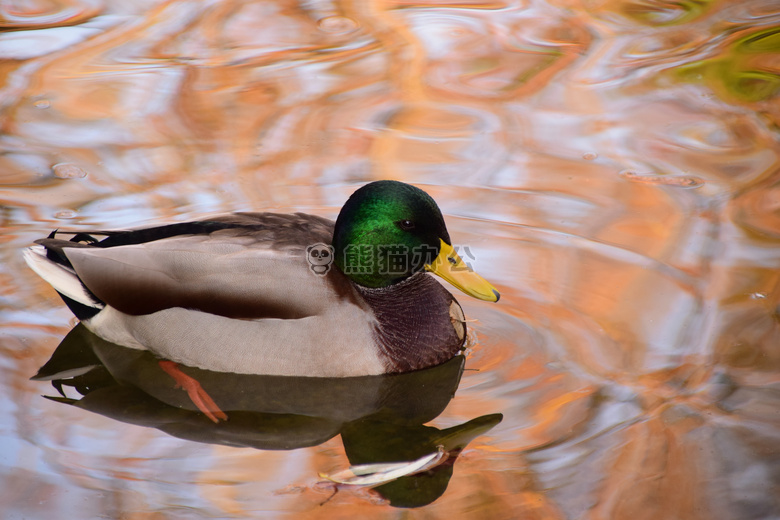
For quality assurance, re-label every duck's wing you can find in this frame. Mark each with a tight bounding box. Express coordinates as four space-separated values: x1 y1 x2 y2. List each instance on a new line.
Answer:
30 212 355 320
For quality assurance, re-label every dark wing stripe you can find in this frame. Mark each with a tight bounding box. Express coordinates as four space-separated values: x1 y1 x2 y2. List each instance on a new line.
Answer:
96 221 239 248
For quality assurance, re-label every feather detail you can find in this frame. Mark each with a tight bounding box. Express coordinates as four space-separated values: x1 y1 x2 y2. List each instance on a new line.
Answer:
24 246 102 309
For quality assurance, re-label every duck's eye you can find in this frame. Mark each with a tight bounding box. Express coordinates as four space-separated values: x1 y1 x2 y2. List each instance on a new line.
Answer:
397 219 415 231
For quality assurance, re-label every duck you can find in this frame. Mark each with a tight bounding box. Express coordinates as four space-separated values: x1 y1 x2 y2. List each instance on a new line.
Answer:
24 180 500 378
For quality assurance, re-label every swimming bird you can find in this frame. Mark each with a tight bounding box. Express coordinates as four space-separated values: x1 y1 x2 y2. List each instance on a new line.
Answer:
24 180 499 380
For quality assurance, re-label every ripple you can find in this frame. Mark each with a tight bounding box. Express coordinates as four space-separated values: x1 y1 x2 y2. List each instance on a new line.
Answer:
407 8 590 98
602 0 719 26
369 103 506 183
0 25 104 60
670 119 759 154
673 25 780 105
0 0 102 29
731 183 780 239
0 152 52 185
378 103 496 138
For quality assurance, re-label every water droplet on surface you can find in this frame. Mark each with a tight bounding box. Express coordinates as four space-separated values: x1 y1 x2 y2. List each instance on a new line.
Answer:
33 99 50 109
750 293 767 300
54 210 77 219
582 152 598 160
317 16 358 34
52 163 88 179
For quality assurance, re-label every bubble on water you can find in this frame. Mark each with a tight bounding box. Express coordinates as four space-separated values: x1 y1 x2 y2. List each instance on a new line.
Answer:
33 99 50 109
582 152 598 160
53 162 88 179
317 16 358 34
54 209 77 219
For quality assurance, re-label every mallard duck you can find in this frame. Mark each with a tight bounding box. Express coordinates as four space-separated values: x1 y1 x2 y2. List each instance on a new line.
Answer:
24 180 499 378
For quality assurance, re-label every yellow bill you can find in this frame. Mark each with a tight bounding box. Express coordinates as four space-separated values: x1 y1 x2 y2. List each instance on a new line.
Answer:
425 240 500 302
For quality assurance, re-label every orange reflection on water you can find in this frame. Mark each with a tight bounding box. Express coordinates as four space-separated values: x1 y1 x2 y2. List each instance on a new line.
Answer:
1 0 779 518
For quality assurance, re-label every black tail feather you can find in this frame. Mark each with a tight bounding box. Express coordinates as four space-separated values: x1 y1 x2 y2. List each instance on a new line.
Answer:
70 233 99 244
59 292 102 321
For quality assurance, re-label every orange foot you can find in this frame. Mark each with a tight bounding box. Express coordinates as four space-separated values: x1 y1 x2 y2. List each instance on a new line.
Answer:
158 360 228 423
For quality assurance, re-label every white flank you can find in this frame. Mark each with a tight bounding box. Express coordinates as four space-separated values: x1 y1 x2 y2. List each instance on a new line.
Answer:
23 246 100 308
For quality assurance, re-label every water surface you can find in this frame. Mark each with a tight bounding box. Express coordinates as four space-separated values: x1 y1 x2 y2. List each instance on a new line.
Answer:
1 0 779 518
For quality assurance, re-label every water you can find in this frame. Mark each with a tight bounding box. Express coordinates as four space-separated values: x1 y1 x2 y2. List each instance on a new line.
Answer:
2 0 779 518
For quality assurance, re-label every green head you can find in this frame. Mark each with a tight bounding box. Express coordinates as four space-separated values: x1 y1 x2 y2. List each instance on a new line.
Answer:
332 181 450 288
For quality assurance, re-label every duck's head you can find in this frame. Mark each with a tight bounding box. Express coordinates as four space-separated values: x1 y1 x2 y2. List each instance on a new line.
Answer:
332 180 499 302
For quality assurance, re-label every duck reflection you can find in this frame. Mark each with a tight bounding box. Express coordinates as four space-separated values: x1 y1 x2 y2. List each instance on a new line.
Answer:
33 324 502 507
